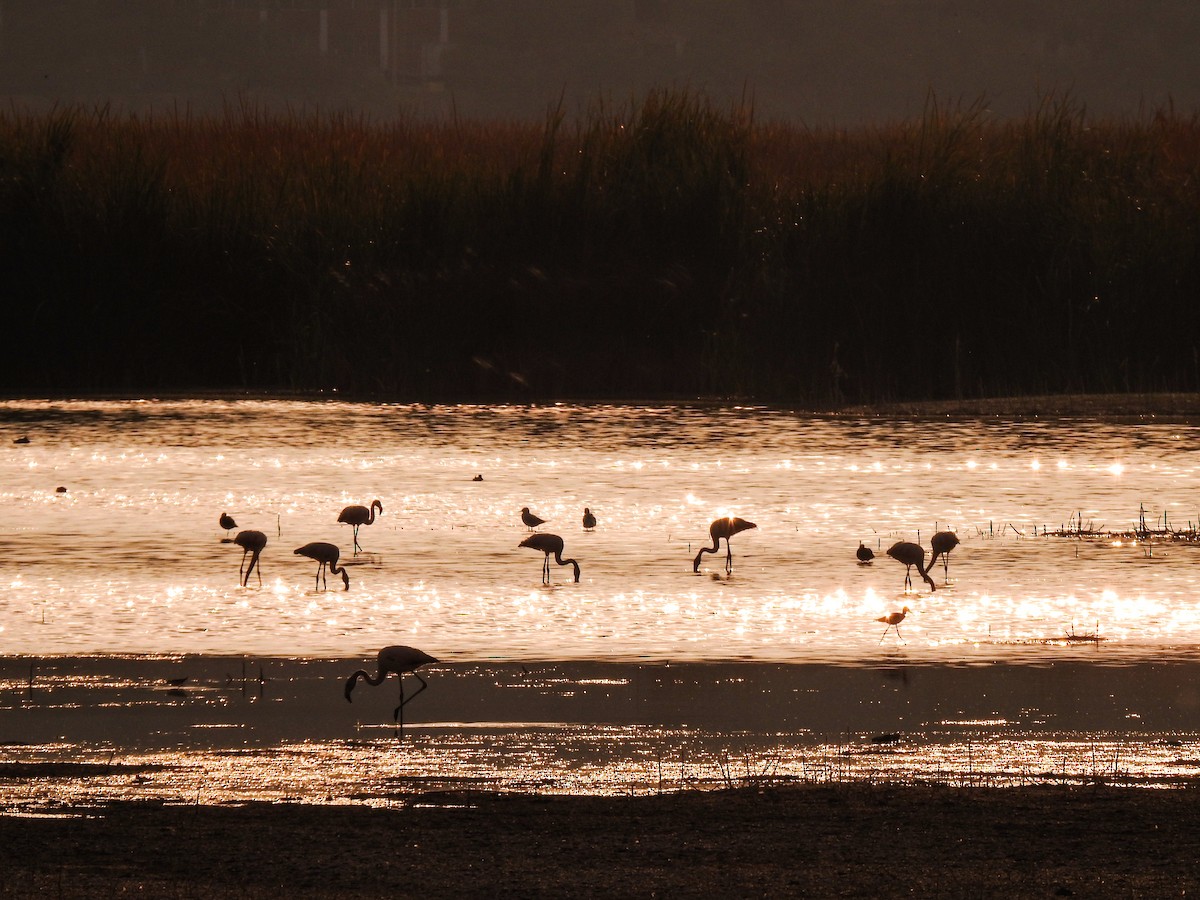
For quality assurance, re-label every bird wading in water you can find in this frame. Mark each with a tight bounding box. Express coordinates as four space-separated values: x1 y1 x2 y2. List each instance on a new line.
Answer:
345 645 438 729
294 542 350 591
233 530 267 587
887 541 936 592
338 500 383 554
693 517 757 574
519 532 580 583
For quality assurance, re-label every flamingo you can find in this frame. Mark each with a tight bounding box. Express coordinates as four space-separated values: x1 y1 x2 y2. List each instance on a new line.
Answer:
338 499 382 553
294 542 350 590
233 530 267 587
345 645 438 727
219 512 237 541
886 541 937 592
519 532 580 583
929 531 960 582
877 606 911 643
521 507 546 531
857 542 875 563
582 508 597 531
693 517 757 574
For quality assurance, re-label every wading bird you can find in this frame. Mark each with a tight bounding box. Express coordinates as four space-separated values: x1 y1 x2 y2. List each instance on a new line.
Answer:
693 517 757 574
338 499 383 553
877 606 911 643
519 532 580 583
294 542 350 591
582 508 597 531
521 507 546 531
345 645 438 728
857 542 875 563
887 541 937 592
929 531 960 582
233 530 267 587
219 512 237 540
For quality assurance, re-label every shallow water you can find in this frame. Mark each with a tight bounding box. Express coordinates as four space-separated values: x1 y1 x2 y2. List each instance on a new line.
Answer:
2 399 1200 662
4 398 1200 806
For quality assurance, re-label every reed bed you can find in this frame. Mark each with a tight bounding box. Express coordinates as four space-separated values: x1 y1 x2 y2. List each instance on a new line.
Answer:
3 91 1198 401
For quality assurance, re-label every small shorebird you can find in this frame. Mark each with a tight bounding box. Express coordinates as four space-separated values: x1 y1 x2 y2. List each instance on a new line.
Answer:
886 541 937 592
521 507 547 530
219 512 237 540
233 530 267 587
693 517 756 574
294 542 350 590
877 606 911 643
338 499 382 553
857 542 875 563
345 645 438 729
929 531 960 582
582 508 597 531
519 532 580 583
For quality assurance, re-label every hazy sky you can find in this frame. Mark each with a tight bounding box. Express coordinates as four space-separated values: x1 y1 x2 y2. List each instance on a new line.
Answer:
2 2 1197 122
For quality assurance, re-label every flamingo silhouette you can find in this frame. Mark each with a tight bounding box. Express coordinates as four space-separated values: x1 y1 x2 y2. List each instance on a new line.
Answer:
345 645 438 727
338 499 382 553
294 542 350 590
233 530 267 587
582 508 597 531
877 606 911 643
219 512 237 541
857 542 875 563
521 507 546 531
929 531 960 582
519 532 580 583
886 541 937 592
693 517 757 574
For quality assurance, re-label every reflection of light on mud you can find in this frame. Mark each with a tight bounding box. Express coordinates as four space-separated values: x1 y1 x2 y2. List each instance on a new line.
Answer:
6 729 1200 813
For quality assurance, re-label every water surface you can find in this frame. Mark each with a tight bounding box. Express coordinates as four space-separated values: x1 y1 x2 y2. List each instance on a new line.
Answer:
3 399 1199 663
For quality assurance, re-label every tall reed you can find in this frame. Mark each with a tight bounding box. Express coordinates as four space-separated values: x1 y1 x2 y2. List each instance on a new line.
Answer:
2 90 1197 401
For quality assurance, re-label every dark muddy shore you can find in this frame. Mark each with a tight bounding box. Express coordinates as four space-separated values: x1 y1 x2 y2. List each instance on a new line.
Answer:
2 783 1199 898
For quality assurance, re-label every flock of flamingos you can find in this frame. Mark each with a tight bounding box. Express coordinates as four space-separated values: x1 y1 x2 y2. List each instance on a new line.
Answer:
218 501 961 727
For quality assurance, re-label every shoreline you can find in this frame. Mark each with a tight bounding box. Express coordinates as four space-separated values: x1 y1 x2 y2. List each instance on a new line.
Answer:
5 391 1200 418
2 784 1199 897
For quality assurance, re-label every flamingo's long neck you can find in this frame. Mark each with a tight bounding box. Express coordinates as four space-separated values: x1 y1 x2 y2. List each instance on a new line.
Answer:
365 506 377 525
552 551 581 582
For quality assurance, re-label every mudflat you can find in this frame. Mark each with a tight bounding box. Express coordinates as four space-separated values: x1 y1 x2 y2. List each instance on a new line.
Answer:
2 783 1198 898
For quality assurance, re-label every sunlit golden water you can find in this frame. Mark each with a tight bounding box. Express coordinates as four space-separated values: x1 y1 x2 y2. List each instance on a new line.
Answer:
4 399 1200 806
3 399 1200 662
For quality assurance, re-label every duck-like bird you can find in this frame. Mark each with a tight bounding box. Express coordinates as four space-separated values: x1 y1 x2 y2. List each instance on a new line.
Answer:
857 542 875 563
582 508 597 531
521 507 547 531
519 532 580 583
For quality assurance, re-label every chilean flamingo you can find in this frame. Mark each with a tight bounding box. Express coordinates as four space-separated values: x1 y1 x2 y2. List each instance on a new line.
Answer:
338 499 382 553
519 532 580 583
345 645 438 728
693 517 757 574
929 531 960 582
294 542 350 590
233 530 267 587
887 541 936 592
